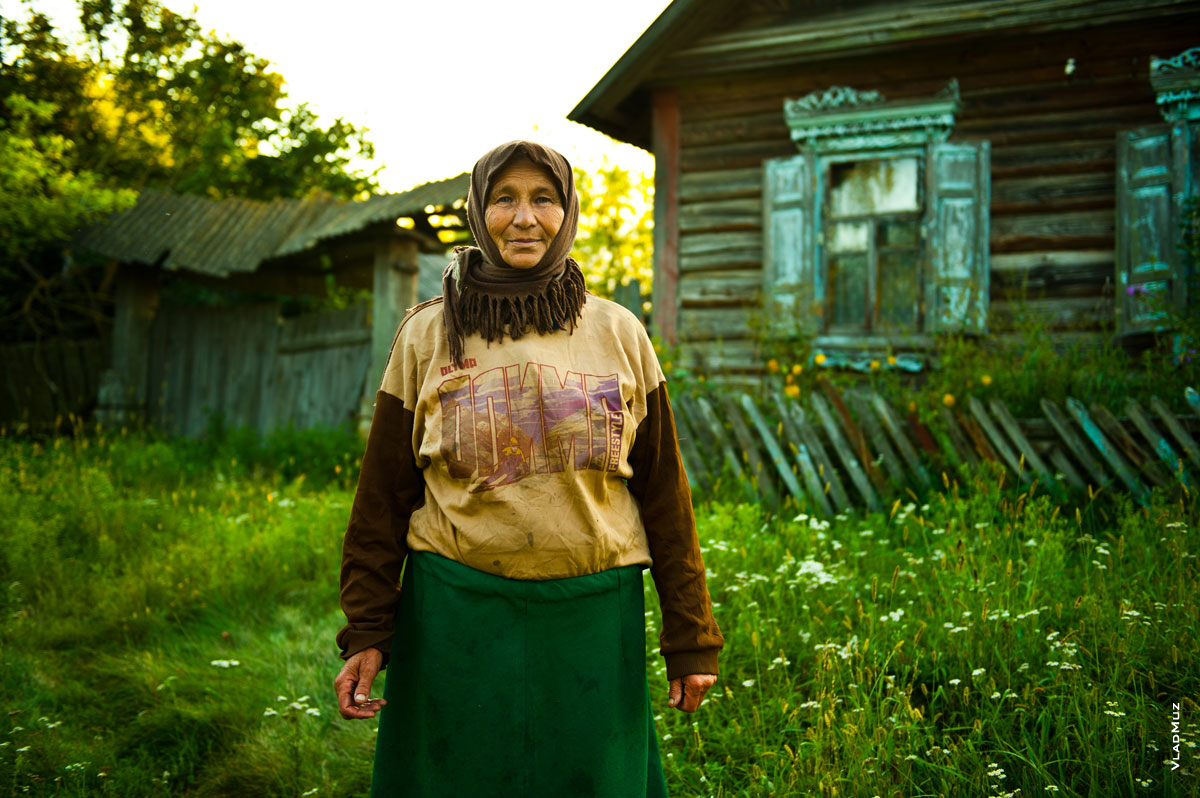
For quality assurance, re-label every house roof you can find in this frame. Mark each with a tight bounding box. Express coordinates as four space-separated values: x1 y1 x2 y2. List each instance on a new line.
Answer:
569 0 1193 149
74 173 469 278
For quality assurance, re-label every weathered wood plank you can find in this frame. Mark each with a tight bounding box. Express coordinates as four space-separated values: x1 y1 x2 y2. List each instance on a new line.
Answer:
1125 399 1195 489
692 395 746 481
992 295 1114 331
969 395 1033 484
678 307 754 342
678 269 762 307
818 377 889 496
870 391 934 490
740 393 807 506
678 339 761 374
811 392 882 511
671 395 714 492
940 405 981 468
772 392 835 516
990 172 1114 211
678 167 762 203
1089 403 1171 489
1150 396 1200 472
786 401 854 513
1041 398 1109 490
718 393 776 495
1065 397 1150 504
1046 443 1087 490
989 397 1069 496
958 412 1000 463
1187 387 1200 425
678 198 762 233
848 392 907 490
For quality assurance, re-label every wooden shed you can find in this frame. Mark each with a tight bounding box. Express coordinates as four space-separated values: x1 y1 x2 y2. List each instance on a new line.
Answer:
64 175 468 436
569 0 1200 377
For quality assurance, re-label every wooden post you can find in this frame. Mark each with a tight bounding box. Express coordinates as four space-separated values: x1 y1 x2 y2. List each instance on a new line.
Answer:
651 89 680 345
96 264 159 426
361 233 419 432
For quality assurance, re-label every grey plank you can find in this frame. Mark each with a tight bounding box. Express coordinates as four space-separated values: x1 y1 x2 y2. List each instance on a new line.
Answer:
989 397 1068 497
969 395 1033 485
1150 396 1200 472
692 395 745 482
869 391 934 490
1125 399 1194 490
671 394 713 493
718 393 776 496
740 393 807 506
848 392 907 490
786 400 853 513
1046 443 1088 491
1041 398 1108 490
1090 403 1170 489
811 392 881 511
1187 387 1200 424
939 404 980 467
1065 397 1150 504
771 392 834 516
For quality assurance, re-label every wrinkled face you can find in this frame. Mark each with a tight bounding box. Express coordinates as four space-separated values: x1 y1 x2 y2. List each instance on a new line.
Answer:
484 159 564 269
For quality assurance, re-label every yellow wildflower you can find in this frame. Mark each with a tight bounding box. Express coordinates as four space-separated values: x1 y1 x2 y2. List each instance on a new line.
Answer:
784 384 801 398
767 358 780 373
907 401 917 413
663 361 673 372
870 360 880 371
887 355 897 366
981 374 993 386
791 363 803 375
814 353 826 365
943 393 956 408
785 374 794 385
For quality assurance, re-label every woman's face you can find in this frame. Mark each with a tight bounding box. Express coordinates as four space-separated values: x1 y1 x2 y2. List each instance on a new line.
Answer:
484 159 564 269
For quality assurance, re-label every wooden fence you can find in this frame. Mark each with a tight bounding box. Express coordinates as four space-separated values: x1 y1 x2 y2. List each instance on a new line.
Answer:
0 338 109 428
674 377 1200 513
145 301 371 436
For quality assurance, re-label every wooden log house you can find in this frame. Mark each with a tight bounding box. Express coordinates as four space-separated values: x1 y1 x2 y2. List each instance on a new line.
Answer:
569 0 1200 378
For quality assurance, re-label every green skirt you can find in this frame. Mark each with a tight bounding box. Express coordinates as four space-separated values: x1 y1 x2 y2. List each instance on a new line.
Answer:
371 551 668 798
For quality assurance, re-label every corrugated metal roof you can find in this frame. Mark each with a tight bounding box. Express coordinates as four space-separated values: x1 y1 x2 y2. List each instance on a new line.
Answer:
75 173 469 277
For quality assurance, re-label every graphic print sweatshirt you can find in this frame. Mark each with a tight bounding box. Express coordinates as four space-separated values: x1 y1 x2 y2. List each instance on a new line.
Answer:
338 295 723 680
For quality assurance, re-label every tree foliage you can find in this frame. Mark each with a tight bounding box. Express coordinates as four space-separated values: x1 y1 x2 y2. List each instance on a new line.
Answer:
0 0 381 341
571 158 654 305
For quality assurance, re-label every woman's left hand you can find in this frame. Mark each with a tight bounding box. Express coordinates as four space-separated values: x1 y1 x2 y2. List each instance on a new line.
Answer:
668 673 717 713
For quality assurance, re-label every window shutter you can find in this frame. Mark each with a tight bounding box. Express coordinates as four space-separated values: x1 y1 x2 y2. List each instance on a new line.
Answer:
1116 122 1195 335
925 141 990 334
763 154 820 335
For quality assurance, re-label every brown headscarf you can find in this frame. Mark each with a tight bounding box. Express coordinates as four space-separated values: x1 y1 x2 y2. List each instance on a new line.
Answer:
441 140 587 368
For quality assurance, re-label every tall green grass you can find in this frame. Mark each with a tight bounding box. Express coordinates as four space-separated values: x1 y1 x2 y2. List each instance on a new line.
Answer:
1 429 1197 796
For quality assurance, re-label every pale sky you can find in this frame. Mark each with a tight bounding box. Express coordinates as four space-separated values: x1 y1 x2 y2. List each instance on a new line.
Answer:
1 0 670 190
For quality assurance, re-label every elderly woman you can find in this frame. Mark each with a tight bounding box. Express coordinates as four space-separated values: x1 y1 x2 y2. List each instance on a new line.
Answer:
334 140 723 797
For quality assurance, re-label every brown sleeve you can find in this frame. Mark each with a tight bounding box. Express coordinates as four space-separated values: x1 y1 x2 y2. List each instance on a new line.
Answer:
626 381 724 681
336 390 425 666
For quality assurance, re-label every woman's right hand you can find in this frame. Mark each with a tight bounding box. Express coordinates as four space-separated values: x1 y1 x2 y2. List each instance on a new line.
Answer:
334 647 387 719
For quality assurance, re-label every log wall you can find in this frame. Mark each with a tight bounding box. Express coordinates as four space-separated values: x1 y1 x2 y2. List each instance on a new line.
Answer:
659 13 1199 374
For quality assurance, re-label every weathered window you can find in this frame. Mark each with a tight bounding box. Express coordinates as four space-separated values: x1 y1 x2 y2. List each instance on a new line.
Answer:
764 83 989 346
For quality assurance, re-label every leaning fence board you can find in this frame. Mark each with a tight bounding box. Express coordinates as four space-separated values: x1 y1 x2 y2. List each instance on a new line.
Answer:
869 392 934 490
819 378 889 496
1090 403 1170 489
811 393 882 511
719 393 776 495
693 395 746 482
672 397 712 492
1149 396 1200 472
939 405 979 467
1041 398 1109 490
969 396 1033 485
786 401 854 513
1066 397 1150 504
1046 443 1087 491
848 392 907 490
740 394 807 506
1125 400 1194 490
958 411 999 463
988 398 1065 497
772 394 835 516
